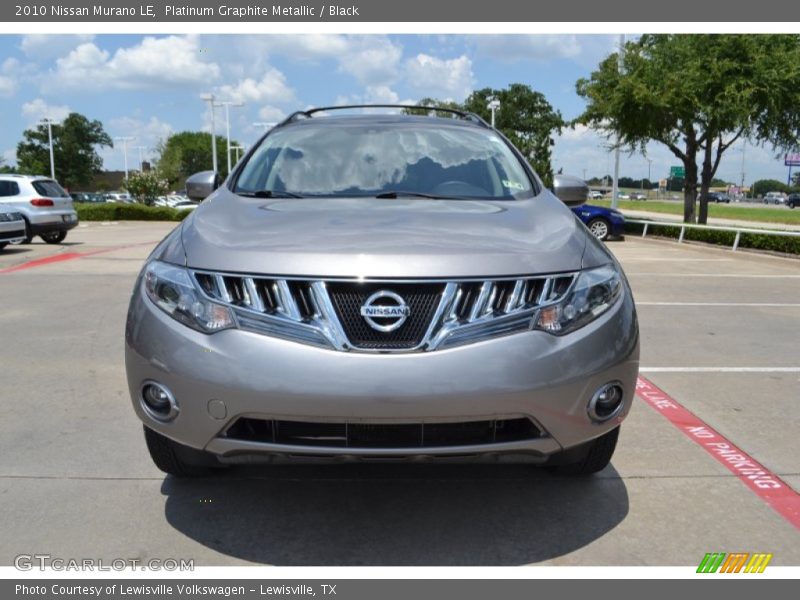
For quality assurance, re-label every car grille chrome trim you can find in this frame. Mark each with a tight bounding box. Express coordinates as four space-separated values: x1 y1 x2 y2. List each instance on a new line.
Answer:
191 270 577 352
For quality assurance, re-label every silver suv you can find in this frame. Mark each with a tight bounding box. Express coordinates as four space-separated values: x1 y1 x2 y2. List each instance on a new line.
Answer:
125 106 639 477
0 175 79 243
0 203 26 249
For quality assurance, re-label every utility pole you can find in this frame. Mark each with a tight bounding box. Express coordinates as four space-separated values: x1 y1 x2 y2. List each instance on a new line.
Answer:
200 93 218 173
740 139 747 199
114 136 136 180
41 117 57 179
215 101 244 174
645 158 652 197
611 33 624 210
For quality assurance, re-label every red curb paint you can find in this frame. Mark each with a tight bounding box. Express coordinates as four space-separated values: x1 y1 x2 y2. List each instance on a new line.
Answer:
0 241 159 274
636 376 800 530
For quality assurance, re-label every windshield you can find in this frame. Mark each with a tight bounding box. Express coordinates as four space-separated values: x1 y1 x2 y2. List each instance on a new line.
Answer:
234 121 535 200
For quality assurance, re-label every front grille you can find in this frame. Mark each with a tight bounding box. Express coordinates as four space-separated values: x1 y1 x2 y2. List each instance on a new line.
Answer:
191 270 577 353
224 417 541 449
327 282 445 350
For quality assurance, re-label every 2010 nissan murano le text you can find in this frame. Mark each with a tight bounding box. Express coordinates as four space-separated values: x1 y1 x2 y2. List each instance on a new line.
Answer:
125 105 639 477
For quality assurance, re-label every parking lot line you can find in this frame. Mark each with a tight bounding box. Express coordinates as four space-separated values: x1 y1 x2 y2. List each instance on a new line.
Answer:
627 273 800 278
637 302 800 307
636 376 800 530
640 367 800 373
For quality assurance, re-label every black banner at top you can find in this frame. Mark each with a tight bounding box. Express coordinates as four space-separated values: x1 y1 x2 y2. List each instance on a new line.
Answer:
3 0 800 22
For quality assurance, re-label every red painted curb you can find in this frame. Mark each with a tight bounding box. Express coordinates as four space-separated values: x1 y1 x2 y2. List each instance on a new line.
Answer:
636 376 800 530
0 241 158 274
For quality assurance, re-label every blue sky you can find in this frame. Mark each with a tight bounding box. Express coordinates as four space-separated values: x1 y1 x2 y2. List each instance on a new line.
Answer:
0 34 792 184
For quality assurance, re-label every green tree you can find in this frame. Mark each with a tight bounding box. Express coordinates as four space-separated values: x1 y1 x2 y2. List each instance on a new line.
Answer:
463 85 564 188
576 34 800 223
752 179 789 196
155 131 233 187
409 85 564 187
16 113 112 189
123 170 170 206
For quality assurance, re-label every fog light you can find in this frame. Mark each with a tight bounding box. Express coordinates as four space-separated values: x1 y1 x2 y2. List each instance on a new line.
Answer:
588 382 624 422
140 381 179 422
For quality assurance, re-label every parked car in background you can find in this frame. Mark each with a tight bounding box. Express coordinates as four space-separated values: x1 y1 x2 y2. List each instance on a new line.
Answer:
105 192 134 203
0 203 26 250
629 192 646 201
763 192 786 205
172 200 199 211
786 193 800 209
588 190 605 199
126 105 639 477
0 174 78 244
616 192 630 200
572 204 626 241
701 192 731 204
70 191 105 203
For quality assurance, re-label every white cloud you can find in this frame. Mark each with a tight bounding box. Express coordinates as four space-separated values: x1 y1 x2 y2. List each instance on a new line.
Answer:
101 116 174 170
337 37 403 86
0 76 14 97
20 34 94 60
404 54 474 101
21 98 71 125
2 148 16 166
216 67 295 105
0 58 20 97
473 35 582 61
52 35 220 91
257 105 286 122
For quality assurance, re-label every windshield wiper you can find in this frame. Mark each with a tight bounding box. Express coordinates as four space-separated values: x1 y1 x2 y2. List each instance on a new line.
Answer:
374 191 457 200
238 190 304 198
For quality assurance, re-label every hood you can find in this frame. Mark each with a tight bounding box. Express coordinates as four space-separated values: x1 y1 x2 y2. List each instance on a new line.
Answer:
181 188 591 278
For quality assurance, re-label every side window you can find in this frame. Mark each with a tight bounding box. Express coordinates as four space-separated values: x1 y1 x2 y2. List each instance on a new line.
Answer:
0 181 20 197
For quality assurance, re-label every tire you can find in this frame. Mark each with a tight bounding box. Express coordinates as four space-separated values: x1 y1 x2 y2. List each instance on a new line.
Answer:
550 427 620 476
587 217 611 241
143 425 222 477
40 231 67 244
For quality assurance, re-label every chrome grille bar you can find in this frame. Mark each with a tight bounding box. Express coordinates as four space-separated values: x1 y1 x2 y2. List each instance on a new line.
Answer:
190 270 577 353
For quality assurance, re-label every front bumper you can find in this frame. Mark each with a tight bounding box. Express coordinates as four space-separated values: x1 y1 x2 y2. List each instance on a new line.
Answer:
125 281 639 462
0 220 26 243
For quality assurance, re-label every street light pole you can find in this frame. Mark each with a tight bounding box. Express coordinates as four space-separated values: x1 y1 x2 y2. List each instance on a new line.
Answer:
645 158 652 197
114 136 136 180
41 118 56 179
135 146 146 170
216 101 244 174
200 93 218 173
487 98 500 128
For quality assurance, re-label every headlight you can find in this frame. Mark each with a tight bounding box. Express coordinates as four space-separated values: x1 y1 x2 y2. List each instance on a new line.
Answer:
535 264 622 335
143 261 235 333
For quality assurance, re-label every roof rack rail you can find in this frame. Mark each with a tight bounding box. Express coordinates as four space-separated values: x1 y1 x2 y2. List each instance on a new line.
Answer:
275 104 491 128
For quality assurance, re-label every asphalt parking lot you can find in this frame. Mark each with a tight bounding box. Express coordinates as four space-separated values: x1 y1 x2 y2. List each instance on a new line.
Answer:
1 221 798 566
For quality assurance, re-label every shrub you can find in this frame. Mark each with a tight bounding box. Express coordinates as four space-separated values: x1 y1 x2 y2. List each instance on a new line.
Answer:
122 170 170 206
75 203 191 222
624 221 800 255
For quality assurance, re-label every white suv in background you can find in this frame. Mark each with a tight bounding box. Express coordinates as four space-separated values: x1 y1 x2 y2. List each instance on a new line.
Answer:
0 175 79 244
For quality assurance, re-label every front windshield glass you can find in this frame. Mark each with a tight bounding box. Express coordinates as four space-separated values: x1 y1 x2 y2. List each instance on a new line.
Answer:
234 121 535 199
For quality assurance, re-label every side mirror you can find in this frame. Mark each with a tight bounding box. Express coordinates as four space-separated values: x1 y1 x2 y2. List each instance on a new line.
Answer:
186 171 221 201
552 174 588 207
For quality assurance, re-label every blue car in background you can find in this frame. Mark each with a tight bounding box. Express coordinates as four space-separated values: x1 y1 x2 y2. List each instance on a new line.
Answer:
572 204 625 241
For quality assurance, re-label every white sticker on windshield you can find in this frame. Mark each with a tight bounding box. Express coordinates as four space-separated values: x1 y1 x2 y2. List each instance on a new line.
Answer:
503 180 525 190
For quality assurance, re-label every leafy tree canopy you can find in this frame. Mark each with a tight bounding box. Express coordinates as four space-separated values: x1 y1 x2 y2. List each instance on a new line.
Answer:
156 131 236 187
16 113 112 189
576 34 800 223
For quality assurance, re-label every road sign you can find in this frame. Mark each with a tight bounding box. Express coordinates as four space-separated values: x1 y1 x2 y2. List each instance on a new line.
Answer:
785 153 800 167
670 166 685 178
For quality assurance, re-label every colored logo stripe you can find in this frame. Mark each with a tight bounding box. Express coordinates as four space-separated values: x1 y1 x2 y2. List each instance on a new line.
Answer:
697 553 772 573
